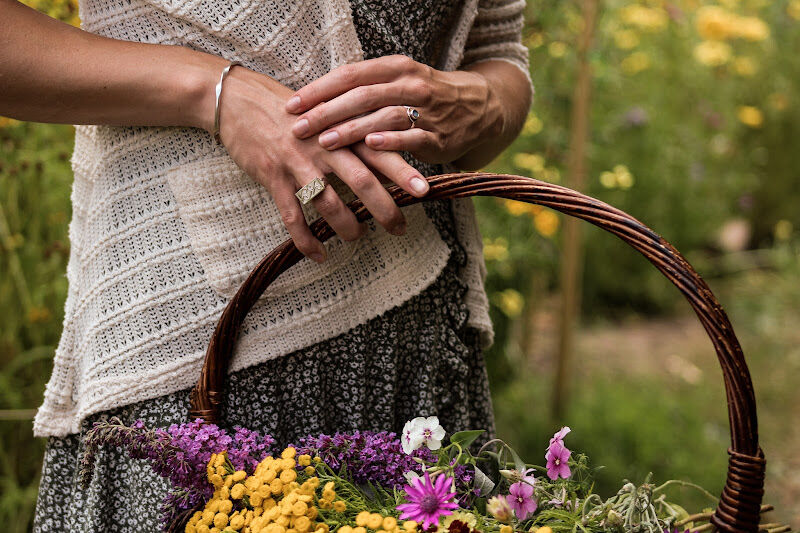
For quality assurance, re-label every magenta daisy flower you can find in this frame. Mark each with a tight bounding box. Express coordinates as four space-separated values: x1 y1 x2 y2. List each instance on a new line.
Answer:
396 471 458 530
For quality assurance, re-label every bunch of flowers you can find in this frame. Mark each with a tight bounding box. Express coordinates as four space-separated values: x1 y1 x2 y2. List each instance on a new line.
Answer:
81 415 720 533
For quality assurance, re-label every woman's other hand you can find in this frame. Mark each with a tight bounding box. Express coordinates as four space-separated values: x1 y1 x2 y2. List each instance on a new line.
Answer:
283 54 531 169
210 65 432 263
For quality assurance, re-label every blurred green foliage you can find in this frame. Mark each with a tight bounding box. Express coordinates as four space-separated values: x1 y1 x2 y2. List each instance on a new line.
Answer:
2 0 800 529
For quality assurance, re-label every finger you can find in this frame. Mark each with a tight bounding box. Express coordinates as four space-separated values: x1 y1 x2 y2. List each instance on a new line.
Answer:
326 150 408 236
291 167 366 243
269 174 328 263
285 54 423 113
291 81 425 139
318 106 413 150
351 142 430 197
365 128 440 154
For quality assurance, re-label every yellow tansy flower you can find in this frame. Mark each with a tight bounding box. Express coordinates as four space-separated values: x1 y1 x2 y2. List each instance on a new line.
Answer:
281 469 298 483
232 471 247 482
214 512 229 529
304 466 316 476
357 511 371 527
500 526 513 533
281 447 297 459
333 500 347 512
231 483 246 499
367 514 385 530
381 517 397 530
298 455 311 467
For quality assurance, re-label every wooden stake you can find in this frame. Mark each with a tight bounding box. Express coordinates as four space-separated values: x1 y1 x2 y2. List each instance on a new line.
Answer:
552 0 600 420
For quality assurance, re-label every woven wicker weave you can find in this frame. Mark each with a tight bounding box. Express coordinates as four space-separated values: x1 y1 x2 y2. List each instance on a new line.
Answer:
188 173 766 533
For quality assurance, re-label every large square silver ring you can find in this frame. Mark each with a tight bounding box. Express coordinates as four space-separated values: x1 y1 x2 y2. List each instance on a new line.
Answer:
295 177 326 205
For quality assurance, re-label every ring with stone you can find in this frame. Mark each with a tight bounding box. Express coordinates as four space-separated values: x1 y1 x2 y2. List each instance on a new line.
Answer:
404 106 420 129
295 177 326 205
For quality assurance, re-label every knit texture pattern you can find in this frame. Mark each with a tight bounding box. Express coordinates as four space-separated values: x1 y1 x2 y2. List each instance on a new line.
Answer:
33 0 532 438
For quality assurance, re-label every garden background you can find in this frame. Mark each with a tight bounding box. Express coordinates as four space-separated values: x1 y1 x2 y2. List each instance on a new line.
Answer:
1 0 799 530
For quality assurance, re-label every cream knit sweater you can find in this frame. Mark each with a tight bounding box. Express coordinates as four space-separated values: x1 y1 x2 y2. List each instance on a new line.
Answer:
33 0 532 437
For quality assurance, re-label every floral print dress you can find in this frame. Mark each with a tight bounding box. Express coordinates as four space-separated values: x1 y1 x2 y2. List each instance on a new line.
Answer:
32 1 496 530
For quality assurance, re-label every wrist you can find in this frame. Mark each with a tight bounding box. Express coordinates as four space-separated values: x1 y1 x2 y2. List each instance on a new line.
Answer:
179 50 232 134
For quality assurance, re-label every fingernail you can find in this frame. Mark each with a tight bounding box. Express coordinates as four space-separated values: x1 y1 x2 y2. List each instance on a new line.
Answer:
390 221 406 236
319 130 339 148
368 133 384 146
286 95 301 112
310 252 325 263
293 118 309 136
410 176 429 195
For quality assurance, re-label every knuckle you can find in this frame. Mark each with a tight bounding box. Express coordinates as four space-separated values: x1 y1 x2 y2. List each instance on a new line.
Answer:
280 208 305 229
340 64 358 86
348 167 374 190
313 194 339 215
393 54 416 73
408 79 431 103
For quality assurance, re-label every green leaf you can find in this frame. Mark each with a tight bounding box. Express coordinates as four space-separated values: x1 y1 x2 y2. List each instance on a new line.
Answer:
507 444 527 474
449 430 485 449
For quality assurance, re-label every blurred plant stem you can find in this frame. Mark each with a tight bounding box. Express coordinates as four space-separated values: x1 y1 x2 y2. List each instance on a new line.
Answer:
553 0 600 421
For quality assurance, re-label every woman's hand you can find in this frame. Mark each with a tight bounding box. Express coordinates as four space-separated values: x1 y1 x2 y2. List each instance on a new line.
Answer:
283 55 507 166
212 65 432 263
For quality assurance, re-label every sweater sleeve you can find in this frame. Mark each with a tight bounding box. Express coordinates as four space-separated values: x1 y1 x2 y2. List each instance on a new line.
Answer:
459 0 533 91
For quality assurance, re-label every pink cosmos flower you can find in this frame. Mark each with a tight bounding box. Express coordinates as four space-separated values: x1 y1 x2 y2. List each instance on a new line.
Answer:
545 440 571 480
506 479 538 520
396 472 458 530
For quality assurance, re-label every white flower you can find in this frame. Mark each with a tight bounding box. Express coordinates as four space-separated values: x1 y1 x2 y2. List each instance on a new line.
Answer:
403 470 421 483
401 419 424 454
401 416 446 454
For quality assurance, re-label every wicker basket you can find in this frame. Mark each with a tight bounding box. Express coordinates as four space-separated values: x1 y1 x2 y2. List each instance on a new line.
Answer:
187 173 767 533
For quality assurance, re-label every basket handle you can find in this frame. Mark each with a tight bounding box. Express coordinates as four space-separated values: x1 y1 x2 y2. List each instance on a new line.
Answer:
189 172 764 532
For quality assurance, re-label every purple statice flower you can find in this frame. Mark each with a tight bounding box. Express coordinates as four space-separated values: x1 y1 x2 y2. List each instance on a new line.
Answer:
292 430 437 489
396 472 458 530
545 440 571 480
79 417 275 530
506 479 537 520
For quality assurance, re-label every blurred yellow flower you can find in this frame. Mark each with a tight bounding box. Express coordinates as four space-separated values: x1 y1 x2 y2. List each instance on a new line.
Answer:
621 51 651 74
695 5 737 40
0 116 22 129
789 0 800 20
522 113 543 135
733 56 757 76
620 5 668 32
543 166 562 183
495 289 525 318
600 171 617 189
599 165 635 189
502 199 543 218
513 152 546 173
548 41 568 58
483 237 510 262
693 40 732 66
27 306 52 324
774 220 793 241
736 105 764 128
613 29 640 49
767 92 789 111
732 16 770 41
525 32 545 48
534 210 560 237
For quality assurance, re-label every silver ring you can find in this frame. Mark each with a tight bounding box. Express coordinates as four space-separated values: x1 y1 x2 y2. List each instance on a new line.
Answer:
295 177 326 205
404 106 420 129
